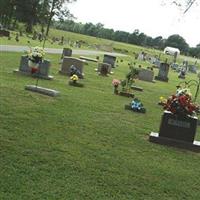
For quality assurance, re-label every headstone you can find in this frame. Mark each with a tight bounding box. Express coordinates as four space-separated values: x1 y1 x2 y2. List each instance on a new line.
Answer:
60 57 84 78
155 63 169 82
38 60 51 78
138 69 154 82
14 56 53 80
171 63 179 71
188 65 197 74
61 48 72 59
137 53 144 61
103 54 116 68
178 67 186 79
97 63 111 76
153 59 161 68
149 111 200 151
19 55 30 73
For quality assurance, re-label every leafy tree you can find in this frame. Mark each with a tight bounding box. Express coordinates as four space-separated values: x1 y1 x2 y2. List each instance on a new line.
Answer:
165 34 189 53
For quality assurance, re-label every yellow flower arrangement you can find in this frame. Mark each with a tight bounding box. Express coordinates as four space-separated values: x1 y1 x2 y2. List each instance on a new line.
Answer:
70 74 79 82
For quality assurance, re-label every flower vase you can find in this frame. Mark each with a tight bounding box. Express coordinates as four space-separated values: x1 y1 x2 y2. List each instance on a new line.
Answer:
114 85 118 94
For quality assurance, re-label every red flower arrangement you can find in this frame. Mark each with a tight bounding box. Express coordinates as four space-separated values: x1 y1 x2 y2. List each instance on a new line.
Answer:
163 88 199 117
31 67 39 74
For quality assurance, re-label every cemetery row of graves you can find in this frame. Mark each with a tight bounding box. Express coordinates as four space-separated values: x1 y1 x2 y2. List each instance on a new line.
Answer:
12 46 200 151
0 44 200 198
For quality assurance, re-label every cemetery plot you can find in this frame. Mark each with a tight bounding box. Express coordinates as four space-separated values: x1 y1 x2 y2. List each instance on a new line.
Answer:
103 54 116 68
150 85 200 151
59 57 84 78
138 68 154 82
155 63 169 82
14 56 53 80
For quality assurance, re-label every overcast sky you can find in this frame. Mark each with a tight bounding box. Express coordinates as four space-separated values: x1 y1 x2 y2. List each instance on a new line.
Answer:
67 0 200 47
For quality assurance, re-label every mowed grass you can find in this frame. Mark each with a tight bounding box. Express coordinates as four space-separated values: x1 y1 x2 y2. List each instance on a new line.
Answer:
0 52 200 200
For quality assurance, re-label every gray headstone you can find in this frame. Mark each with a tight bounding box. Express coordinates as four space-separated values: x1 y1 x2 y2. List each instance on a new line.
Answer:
188 65 197 74
97 63 111 76
60 57 84 78
138 69 154 82
103 54 116 68
19 55 30 73
155 63 169 82
38 60 50 77
14 56 53 80
61 48 72 58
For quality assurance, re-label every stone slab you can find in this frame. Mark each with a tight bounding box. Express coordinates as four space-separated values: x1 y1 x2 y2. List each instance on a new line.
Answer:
25 85 60 96
131 85 143 91
79 56 98 62
149 132 200 152
13 70 54 80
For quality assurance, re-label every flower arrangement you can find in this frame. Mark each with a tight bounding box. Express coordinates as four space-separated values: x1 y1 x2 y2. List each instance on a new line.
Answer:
112 66 138 97
163 87 199 117
28 46 45 67
69 74 84 87
158 96 167 106
131 98 146 113
70 74 79 83
112 79 121 94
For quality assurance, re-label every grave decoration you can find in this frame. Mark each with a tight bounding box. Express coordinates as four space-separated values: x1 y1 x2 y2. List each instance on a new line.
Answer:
112 79 121 94
59 57 84 78
178 67 186 79
158 96 167 106
14 46 53 80
69 65 83 79
68 74 84 87
125 98 146 113
112 66 139 98
25 47 59 96
149 81 200 151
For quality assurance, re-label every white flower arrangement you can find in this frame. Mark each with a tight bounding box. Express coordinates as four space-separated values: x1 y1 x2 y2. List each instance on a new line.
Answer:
28 46 45 67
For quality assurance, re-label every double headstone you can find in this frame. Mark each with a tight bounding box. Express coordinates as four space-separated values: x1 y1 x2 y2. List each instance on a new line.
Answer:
103 54 116 68
14 55 53 80
155 63 169 82
59 57 84 78
149 111 200 151
138 69 154 82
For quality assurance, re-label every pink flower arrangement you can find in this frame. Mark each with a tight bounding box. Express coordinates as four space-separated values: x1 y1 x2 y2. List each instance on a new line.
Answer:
112 79 121 87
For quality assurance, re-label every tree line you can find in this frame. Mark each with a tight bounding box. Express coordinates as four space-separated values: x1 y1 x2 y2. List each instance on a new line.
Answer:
0 0 199 58
0 0 75 34
53 20 200 58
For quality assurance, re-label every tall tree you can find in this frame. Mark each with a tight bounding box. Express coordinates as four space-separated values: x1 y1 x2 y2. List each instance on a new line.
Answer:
45 0 76 37
165 34 189 53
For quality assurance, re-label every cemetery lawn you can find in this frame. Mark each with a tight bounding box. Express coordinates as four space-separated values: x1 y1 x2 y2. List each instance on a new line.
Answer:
0 52 200 200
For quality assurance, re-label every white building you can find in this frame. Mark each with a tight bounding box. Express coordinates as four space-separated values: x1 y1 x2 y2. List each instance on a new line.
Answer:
164 47 180 56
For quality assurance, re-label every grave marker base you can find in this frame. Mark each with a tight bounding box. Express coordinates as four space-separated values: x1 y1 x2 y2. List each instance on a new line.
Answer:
69 81 84 87
118 91 134 98
131 85 143 91
14 70 53 80
149 132 200 152
25 85 60 96
155 76 168 82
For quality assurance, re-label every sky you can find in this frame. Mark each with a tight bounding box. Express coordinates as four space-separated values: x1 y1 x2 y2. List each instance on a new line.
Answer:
67 0 200 47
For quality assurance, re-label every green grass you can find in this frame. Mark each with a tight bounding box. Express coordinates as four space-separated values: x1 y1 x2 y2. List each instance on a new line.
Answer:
0 51 200 200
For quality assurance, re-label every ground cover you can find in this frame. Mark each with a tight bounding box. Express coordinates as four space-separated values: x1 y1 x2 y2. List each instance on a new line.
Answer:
0 51 200 199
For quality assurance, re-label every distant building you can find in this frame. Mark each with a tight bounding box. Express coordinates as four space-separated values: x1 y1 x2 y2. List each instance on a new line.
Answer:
164 47 180 56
